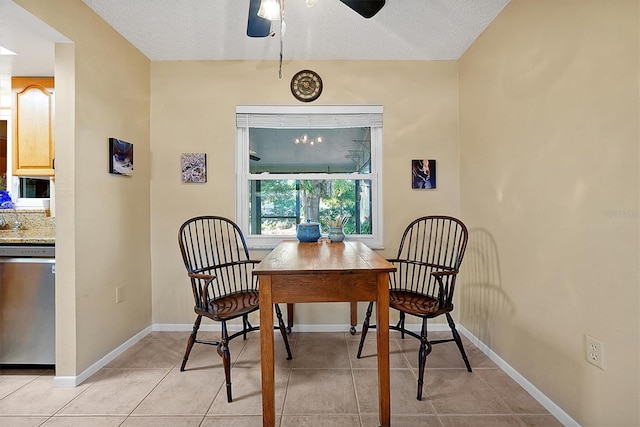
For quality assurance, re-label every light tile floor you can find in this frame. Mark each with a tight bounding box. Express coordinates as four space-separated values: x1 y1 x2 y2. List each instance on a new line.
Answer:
0 330 563 426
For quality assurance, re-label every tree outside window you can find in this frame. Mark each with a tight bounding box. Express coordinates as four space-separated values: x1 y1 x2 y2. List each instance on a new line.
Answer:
236 106 383 248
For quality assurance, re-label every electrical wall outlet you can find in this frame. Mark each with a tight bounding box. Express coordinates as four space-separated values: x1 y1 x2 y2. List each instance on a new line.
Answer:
116 287 125 304
585 335 604 370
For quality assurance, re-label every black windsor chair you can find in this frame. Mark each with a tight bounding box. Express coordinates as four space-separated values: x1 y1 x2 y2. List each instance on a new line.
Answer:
178 216 292 402
357 215 471 400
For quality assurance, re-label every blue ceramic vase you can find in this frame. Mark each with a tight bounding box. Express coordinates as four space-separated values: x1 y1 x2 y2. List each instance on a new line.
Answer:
297 220 321 242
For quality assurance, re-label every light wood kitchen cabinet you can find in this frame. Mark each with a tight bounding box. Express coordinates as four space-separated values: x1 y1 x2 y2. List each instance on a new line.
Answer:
12 77 55 177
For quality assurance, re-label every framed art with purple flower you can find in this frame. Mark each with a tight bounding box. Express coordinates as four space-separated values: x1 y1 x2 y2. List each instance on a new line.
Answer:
181 153 207 183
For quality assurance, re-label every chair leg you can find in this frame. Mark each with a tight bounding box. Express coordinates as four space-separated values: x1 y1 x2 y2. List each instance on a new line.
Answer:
417 317 432 401
218 320 233 403
357 301 374 358
286 303 294 334
446 312 472 372
242 314 248 340
181 315 202 371
399 311 406 339
275 304 293 360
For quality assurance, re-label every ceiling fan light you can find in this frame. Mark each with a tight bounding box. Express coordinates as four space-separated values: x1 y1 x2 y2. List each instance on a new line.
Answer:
0 46 17 56
257 0 281 21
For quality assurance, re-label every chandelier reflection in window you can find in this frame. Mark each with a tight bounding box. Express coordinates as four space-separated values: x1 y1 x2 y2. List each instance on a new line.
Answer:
294 134 323 146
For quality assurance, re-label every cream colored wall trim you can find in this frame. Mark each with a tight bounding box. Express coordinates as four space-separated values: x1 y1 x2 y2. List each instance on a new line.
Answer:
459 326 580 427
153 322 453 333
154 322 399 333
52 326 152 388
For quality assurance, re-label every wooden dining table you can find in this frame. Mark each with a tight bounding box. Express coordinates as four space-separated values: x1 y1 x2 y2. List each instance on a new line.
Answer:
254 239 396 427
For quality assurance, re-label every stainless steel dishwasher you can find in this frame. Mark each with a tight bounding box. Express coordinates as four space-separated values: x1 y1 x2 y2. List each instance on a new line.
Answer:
0 244 55 366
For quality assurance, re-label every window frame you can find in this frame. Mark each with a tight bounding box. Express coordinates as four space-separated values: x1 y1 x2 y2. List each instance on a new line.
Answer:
1 112 52 209
236 105 384 249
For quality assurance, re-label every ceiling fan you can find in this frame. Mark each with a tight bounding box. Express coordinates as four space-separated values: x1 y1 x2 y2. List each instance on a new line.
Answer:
247 0 386 37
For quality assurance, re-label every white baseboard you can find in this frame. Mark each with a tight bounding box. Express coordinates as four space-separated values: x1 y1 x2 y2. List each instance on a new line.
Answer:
52 326 152 388
458 326 579 427
152 322 365 333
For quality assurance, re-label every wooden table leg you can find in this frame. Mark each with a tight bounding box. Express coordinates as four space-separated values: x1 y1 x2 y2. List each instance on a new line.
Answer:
376 272 391 427
259 276 276 427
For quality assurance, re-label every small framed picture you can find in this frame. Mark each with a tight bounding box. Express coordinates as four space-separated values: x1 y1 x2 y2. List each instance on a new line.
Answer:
411 159 436 189
181 153 207 183
109 138 134 176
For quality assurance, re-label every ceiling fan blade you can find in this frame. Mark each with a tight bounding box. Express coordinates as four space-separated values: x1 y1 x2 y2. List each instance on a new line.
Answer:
339 0 385 18
247 0 272 37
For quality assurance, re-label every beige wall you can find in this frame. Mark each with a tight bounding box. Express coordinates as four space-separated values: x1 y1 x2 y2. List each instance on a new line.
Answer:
459 1 639 425
150 60 462 325
16 0 152 375
12 1 639 424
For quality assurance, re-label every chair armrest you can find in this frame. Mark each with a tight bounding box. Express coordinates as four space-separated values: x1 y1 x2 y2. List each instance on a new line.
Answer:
188 272 216 308
388 258 459 305
188 272 215 280
431 269 459 278
388 258 455 271
191 260 260 305
431 269 459 307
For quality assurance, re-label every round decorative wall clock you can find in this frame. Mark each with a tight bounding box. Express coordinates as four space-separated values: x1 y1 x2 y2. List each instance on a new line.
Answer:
290 69 323 102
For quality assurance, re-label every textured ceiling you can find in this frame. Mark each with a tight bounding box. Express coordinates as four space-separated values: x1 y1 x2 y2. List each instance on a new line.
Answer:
80 0 510 61
1 0 510 76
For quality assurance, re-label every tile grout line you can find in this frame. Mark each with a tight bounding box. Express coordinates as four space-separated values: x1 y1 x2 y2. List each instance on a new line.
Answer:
275 335 296 427
345 331 367 427
120 366 176 422
46 368 112 419
0 331 563 426
0 370 47 404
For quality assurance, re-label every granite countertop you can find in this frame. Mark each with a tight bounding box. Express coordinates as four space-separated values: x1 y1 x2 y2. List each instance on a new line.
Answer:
0 209 55 245
0 229 55 244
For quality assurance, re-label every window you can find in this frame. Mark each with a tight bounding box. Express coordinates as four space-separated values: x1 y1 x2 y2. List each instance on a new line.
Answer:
236 105 383 249
1 115 51 209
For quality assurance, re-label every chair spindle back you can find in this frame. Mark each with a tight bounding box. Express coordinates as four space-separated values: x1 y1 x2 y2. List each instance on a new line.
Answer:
390 216 468 307
178 216 258 310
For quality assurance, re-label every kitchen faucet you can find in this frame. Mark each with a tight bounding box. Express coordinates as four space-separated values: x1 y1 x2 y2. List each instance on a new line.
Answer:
12 209 22 230
0 209 23 231
9 208 21 231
